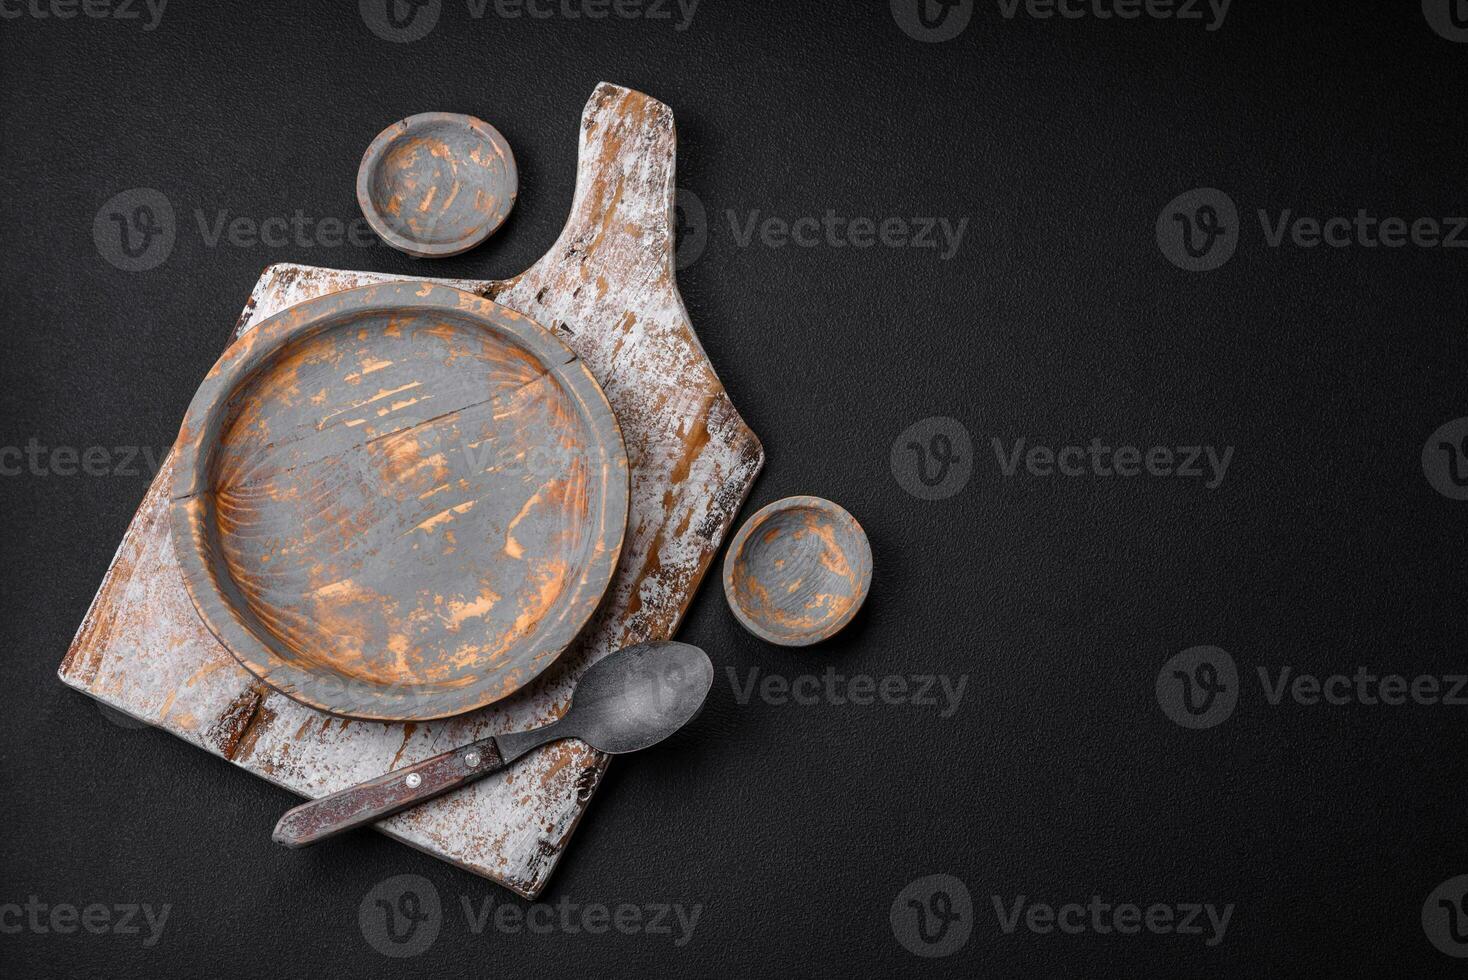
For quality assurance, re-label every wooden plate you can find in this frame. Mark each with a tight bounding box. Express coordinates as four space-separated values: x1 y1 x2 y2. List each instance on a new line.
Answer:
170 281 628 721
722 496 872 646
356 112 517 258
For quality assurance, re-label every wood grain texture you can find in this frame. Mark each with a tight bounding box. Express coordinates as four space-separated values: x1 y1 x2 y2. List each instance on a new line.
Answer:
722 496 871 646
171 280 628 720
58 82 764 898
357 112 517 258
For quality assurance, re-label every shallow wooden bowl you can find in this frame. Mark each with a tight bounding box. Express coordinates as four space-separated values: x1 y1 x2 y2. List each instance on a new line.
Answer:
170 281 628 720
721 496 872 646
357 112 517 258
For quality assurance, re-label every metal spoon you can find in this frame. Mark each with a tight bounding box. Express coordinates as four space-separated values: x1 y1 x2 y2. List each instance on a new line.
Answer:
272 641 713 848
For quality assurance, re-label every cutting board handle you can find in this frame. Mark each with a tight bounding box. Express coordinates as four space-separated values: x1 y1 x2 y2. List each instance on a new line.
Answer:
531 82 681 289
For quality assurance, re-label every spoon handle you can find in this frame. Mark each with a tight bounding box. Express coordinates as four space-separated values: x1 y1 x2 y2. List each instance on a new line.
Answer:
272 736 506 848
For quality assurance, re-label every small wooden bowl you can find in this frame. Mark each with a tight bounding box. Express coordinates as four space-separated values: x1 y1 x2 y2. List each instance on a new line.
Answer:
722 497 872 646
357 112 517 258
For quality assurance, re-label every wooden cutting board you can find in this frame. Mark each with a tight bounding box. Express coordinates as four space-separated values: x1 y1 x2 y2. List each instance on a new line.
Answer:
57 82 764 899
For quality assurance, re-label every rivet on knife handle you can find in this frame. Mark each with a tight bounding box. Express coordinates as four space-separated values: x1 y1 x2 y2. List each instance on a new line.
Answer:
272 736 505 848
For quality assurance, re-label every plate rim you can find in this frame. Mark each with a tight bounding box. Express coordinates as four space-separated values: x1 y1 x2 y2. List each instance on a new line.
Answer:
169 280 629 721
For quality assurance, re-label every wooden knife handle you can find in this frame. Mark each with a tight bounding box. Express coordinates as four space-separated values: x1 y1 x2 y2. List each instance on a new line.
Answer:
272 736 505 848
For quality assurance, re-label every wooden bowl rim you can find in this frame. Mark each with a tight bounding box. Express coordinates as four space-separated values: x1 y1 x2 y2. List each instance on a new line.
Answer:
169 280 628 721
721 495 872 647
356 111 519 258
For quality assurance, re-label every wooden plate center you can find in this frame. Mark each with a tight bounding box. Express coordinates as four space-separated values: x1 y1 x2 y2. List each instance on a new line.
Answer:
172 281 627 719
213 313 592 690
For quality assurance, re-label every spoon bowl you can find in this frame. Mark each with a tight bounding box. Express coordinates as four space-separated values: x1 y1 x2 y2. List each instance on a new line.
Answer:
562 641 715 754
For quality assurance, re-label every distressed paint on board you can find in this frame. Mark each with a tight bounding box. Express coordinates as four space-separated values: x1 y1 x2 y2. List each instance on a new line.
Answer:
58 83 764 898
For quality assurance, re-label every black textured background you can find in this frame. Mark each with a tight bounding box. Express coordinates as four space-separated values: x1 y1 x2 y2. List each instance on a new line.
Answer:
4 1 1468 975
